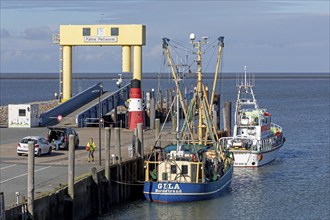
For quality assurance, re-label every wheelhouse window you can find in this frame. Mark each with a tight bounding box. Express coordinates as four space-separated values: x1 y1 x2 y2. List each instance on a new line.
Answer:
181 165 188 174
19 109 26 116
170 165 177 174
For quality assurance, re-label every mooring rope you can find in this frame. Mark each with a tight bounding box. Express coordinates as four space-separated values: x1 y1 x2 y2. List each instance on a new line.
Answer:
110 179 144 186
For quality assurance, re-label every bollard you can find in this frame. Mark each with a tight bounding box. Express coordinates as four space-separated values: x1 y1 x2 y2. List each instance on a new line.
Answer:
27 141 35 218
155 118 161 147
105 127 111 181
115 127 121 163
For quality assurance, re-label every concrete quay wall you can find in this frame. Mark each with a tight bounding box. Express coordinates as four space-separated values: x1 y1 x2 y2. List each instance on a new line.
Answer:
5 158 144 220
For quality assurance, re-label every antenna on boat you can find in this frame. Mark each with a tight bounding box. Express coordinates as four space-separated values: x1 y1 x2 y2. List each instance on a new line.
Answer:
244 65 247 87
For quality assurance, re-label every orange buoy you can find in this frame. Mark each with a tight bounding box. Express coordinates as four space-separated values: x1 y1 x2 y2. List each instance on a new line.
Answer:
258 153 263 161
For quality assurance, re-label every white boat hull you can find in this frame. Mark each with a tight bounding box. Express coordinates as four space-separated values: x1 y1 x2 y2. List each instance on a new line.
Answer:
230 144 283 167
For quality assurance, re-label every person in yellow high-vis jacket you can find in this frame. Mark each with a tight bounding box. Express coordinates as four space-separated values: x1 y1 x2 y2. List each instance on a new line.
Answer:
86 138 96 162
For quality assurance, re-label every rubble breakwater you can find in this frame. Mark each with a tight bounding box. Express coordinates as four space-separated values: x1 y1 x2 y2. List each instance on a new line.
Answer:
0 100 58 127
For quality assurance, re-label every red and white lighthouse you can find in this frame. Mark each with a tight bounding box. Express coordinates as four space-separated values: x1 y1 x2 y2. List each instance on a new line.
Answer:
128 79 145 130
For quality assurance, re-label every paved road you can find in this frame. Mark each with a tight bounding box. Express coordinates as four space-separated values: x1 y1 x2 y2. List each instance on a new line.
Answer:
0 127 156 209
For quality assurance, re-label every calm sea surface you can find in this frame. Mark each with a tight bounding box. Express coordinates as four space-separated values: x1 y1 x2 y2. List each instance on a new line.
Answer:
1 73 329 219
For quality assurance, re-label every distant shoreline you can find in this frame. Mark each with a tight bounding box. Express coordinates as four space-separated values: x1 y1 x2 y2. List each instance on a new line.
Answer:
1 72 329 80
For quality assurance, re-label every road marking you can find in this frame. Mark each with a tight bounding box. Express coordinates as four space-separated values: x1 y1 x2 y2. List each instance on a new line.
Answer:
0 164 17 170
0 166 52 184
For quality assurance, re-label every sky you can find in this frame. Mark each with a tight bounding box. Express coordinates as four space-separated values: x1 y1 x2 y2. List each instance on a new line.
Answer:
0 0 329 74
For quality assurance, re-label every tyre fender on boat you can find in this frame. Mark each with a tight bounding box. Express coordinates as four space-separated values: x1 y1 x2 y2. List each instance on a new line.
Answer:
258 153 263 161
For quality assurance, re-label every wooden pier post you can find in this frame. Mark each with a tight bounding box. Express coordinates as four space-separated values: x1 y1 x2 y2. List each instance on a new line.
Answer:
223 101 232 136
27 141 35 219
137 123 144 182
91 167 102 215
214 94 221 129
134 128 138 157
172 116 177 132
105 127 111 181
170 89 174 114
114 127 121 163
159 89 163 113
67 134 75 219
213 110 218 131
165 89 169 113
150 90 155 129
137 123 144 158
155 118 160 147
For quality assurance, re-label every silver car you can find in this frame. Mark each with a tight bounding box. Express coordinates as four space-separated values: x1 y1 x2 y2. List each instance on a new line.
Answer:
17 136 52 157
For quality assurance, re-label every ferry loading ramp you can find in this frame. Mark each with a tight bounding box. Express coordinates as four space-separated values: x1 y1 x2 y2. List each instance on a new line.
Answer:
39 83 130 127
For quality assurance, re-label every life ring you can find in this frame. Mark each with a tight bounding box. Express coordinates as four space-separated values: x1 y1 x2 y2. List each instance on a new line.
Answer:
258 153 263 161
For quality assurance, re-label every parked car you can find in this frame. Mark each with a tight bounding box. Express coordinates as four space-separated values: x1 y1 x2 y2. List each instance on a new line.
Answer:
47 127 79 150
17 136 52 157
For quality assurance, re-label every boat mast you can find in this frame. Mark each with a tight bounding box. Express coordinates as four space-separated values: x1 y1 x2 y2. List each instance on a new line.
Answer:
244 65 247 87
208 36 224 114
190 34 209 144
162 37 196 142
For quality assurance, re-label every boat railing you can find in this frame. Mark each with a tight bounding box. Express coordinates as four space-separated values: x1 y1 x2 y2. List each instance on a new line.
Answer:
219 136 260 151
270 123 283 132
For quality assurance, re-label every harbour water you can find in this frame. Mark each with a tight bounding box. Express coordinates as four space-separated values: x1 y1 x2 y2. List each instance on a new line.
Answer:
1 73 329 219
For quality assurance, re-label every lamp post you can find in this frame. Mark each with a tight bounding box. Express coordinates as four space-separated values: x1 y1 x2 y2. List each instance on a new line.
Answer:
98 83 103 166
93 83 103 166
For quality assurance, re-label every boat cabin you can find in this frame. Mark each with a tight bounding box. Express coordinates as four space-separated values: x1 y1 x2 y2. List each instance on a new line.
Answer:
145 146 223 184
234 108 272 138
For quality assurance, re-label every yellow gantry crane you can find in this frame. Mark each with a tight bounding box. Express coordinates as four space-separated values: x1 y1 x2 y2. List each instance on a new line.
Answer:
53 24 146 102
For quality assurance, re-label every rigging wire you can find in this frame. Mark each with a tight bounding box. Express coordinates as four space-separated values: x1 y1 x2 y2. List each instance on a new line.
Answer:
219 51 225 106
203 38 218 53
157 50 166 98
203 43 218 74
169 39 195 54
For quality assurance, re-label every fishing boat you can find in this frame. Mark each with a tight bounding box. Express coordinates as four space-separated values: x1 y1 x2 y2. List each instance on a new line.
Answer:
219 66 285 167
143 34 234 203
